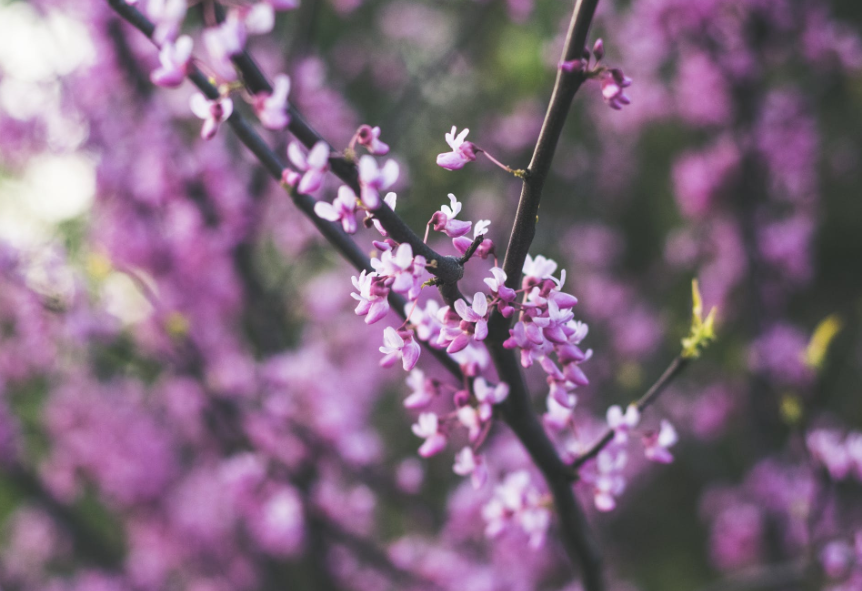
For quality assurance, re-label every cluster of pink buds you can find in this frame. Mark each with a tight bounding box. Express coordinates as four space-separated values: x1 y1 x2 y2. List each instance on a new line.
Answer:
560 38 633 110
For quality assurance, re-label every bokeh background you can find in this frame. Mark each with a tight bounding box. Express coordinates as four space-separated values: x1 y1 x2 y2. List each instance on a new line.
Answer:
0 0 861 589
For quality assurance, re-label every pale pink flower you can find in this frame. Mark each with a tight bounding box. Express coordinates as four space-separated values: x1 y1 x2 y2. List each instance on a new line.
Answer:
601 68 632 110
436 126 479 170
150 35 192 88
370 243 427 300
350 270 389 324
453 447 487 489
522 254 558 281
606 404 640 443
253 74 291 130
189 93 233 140
314 186 358 234
358 156 399 209
457 405 482 442
147 0 186 44
430 194 472 238
287 141 330 194
482 471 550 548
404 369 437 409
411 413 446 457
643 420 678 464
591 449 627 512
453 219 495 259
356 125 389 155
438 293 488 353
543 393 576 431
473 377 509 421
379 326 420 371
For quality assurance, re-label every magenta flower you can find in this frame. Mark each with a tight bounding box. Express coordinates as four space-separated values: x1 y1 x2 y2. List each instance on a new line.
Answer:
150 35 192 88
411 413 447 457
189 93 233 140
355 125 390 155
453 447 487 489
314 186 358 234
358 155 399 209
429 194 472 238
436 126 479 170
643 420 678 464
253 74 291 130
379 326 420 371
287 141 330 194
350 270 390 324
601 68 632 110
370 243 427 300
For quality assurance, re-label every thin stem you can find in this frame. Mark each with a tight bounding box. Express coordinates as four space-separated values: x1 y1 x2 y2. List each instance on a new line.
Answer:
570 356 690 472
457 235 485 265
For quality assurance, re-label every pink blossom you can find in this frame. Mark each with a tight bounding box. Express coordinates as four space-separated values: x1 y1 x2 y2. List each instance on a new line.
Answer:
404 369 437 409
453 219 495 259
600 68 632 110
453 447 487 489
429 194 472 238
189 93 233 140
371 192 398 236
522 254 558 282
483 267 516 315
370 243 427 300
203 14 246 76
150 36 192 88
253 74 291 130
482 471 550 548
643 420 678 464
436 126 479 171
379 326 420 371
543 394 576 431
473 377 509 421
287 141 330 194
411 413 447 457
358 155 399 209
350 270 390 324
356 125 390 155
146 0 186 44
314 186 358 234
438 293 488 353
606 404 640 443
456 405 482 442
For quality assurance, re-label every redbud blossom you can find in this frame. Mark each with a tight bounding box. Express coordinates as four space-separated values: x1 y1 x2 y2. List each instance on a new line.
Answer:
473 377 509 421
150 35 192 88
358 156 399 209
453 219 494 258
404 369 437 409
253 74 291 130
453 447 487 489
147 0 186 44
436 126 479 171
482 471 550 548
438 293 489 353
643 420 678 464
379 326 420 371
314 186 358 234
370 243 427 300
601 68 633 110
189 93 233 140
350 270 389 324
356 125 390 155
287 141 329 194
606 404 641 444
411 413 447 457
430 194 472 238
371 192 397 236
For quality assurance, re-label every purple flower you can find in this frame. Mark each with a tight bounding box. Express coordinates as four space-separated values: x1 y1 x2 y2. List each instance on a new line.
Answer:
429 194 472 238
482 471 550 548
379 326 420 371
411 413 447 457
146 0 187 44
287 141 330 194
600 68 632 110
643 420 678 464
150 36 192 88
543 394 576 431
436 126 479 171
606 404 640 443
314 186 358 234
253 74 291 130
404 369 437 409
473 377 509 421
358 155 399 209
438 293 488 353
189 93 233 140
370 243 427 300
453 219 494 259
355 125 390 155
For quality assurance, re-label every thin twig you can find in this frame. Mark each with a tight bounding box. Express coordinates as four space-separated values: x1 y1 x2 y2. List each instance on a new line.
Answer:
570 356 690 472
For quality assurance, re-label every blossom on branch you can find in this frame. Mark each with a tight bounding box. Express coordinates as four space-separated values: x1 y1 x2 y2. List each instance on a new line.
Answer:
436 126 479 171
189 93 233 140
429 194 472 238
287 141 330 194
358 156 399 209
253 74 291 130
150 35 192 88
379 326 421 371
314 185 358 234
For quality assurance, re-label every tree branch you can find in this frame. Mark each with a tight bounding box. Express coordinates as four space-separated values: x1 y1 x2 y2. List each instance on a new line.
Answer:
570 356 690 472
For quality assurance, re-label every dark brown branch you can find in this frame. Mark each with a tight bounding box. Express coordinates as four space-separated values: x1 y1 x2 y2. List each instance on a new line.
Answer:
477 0 606 588
570 356 690 472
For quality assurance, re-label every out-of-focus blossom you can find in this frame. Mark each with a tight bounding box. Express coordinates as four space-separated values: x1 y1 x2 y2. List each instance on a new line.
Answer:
606 404 640 443
253 74 291 130
358 156 399 209
482 471 550 548
189 94 233 140
355 125 389 155
404 369 437 409
150 36 192 88
411 412 446 457
146 0 186 44
453 447 487 489
643 420 678 463
287 141 330 194
600 68 632 110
